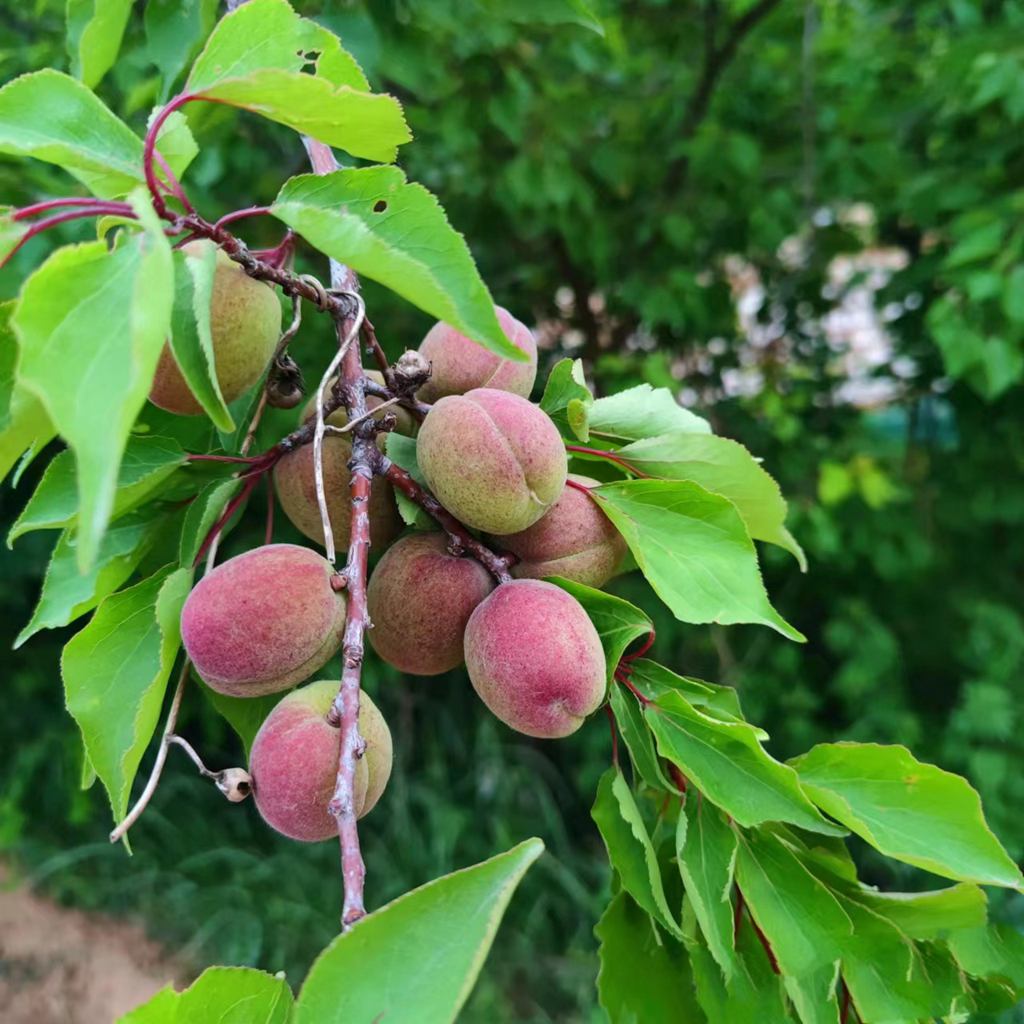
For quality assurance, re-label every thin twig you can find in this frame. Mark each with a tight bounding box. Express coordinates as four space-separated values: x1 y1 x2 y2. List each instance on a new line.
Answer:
109 660 190 843
313 294 364 564
379 457 516 583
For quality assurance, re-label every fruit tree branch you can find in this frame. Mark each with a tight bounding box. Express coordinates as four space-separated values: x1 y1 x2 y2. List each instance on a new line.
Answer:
304 135 371 930
378 457 516 584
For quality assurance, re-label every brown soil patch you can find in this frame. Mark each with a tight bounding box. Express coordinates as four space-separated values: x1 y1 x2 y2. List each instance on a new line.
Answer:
0 873 188 1024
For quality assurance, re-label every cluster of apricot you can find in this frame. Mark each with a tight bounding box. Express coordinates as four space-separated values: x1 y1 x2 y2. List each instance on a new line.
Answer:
160 246 625 842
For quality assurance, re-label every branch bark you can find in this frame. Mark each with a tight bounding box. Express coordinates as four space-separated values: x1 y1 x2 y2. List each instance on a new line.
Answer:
304 137 372 930
664 0 784 194
379 457 515 584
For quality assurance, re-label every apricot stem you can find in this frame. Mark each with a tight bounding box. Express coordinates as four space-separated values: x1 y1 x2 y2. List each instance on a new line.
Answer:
379 457 517 584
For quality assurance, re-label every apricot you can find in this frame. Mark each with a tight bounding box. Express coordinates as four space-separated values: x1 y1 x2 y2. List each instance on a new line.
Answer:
181 544 346 697
498 475 626 588
417 307 537 402
150 244 281 415
302 370 417 437
249 680 393 842
416 388 567 535
273 434 401 551
367 532 494 675
464 579 606 738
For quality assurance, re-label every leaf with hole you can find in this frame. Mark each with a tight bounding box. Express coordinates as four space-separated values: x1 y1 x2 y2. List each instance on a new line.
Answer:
272 168 519 362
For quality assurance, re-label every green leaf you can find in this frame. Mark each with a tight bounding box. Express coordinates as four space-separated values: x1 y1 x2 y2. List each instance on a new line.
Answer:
167 242 234 431
178 477 242 567
685 903 790 1024
272 168 520 362
13 195 175 569
16 511 165 647
384 433 431 527
790 742 1024 888
191 71 409 163
783 966 841 1024
838 896 963 1021
294 839 543 1024
1002 264 1024 323
615 432 806 569
609 684 674 792
949 923 1024 989
852 883 987 940
629 659 747 724
592 479 804 641
0 299 55 483
539 358 592 441
591 768 683 938
547 576 650 679
0 72 190 199
646 691 843 835
199 680 283 758
588 383 710 442
734 828 853 976
145 0 218 99
8 437 185 546
677 796 738 980
119 966 293 1023
184 0 407 163
187 0 371 94
595 892 703 1024
62 566 192 823
67 0 132 89
491 0 605 35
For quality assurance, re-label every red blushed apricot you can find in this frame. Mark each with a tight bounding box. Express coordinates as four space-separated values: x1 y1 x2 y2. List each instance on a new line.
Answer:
367 532 494 675
417 307 537 403
497 475 626 588
150 245 281 416
181 544 345 697
249 680 393 842
273 434 401 552
416 388 567 535
464 579 607 738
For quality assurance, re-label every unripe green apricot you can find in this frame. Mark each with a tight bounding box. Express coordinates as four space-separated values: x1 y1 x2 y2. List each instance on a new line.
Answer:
302 370 418 437
150 244 281 416
464 579 606 738
249 680 393 842
417 307 537 402
497 475 626 588
180 544 345 697
273 434 402 552
367 532 494 675
416 388 567 535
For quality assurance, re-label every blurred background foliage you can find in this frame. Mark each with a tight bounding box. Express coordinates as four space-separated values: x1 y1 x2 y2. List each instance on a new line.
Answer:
2 0 1023 1021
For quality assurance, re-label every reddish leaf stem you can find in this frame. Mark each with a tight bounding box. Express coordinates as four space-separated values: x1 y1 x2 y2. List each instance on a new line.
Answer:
624 629 656 662
143 93 194 218
565 444 646 477
214 206 273 230
2 205 134 268
605 705 619 766
13 197 133 221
